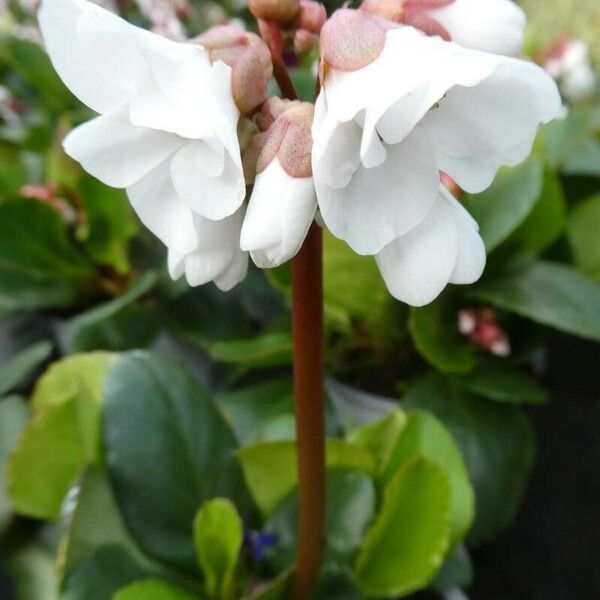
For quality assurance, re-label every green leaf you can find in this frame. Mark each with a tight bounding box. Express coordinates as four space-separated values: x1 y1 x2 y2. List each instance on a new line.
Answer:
404 374 535 545
347 410 407 468
409 296 474 374
0 145 27 196
562 136 600 176
236 440 377 516
206 331 293 367
451 360 548 405
0 341 52 396
0 396 29 531
62 272 159 352
567 194 600 279
323 230 393 334
216 378 294 446
463 157 543 252
7 397 86 519
58 467 149 579
103 352 248 571
354 457 451 597
511 169 566 254
77 177 138 275
0 199 94 314
32 352 116 464
193 498 243 600
4 541 59 600
61 545 145 600
380 411 474 547
113 579 198 600
432 544 473 592
241 568 294 600
472 260 600 341
265 470 376 570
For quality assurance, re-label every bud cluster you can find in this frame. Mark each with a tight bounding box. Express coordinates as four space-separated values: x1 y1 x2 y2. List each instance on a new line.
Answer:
458 307 511 357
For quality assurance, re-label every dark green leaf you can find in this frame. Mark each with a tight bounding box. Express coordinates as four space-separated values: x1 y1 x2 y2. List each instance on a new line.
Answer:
103 351 249 571
472 260 600 341
567 193 600 279
206 331 292 367
242 568 294 600
354 457 451 597
404 374 535 545
113 579 198 600
463 158 543 252
0 340 52 396
4 541 59 600
432 544 473 592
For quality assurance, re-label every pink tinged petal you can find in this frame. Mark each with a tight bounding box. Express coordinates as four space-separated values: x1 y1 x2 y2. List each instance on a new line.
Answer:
241 159 317 268
420 55 561 193
375 192 459 306
314 131 439 256
126 161 198 255
425 0 526 57
170 140 245 221
63 110 182 188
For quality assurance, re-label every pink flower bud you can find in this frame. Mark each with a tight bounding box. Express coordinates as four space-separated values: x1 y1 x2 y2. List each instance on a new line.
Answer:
320 8 397 72
295 0 326 34
248 0 300 25
197 25 273 115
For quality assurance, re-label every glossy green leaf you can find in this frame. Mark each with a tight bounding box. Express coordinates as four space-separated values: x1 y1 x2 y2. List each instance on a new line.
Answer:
266 470 376 570
7 397 85 519
472 260 600 341
113 579 198 600
0 199 94 314
58 467 149 579
380 411 474 546
0 341 52 396
511 169 566 254
206 331 292 367
61 545 145 600
0 396 29 531
354 457 451 597
103 352 248 571
463 157 543 252
236 440 377 516
567 194 600 279
404 374 535 545
452 360 548 405
409 296 475 374
194 498 243 599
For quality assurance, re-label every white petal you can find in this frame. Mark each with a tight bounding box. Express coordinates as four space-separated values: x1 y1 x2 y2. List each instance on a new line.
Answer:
241 159 317 268
170 140 245 220
314 130 438 256
213 250 248 291
427 0 526 57
167 249 185 280
126 161 198 254
419 55 561 192
63 109 182 188
375 193 458 306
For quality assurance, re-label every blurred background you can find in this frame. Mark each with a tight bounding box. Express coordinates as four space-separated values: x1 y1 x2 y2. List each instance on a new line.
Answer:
0 0 598 598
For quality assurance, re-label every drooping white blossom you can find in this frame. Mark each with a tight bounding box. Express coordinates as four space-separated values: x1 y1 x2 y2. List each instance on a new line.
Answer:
312 9 560 303
38 0 263 289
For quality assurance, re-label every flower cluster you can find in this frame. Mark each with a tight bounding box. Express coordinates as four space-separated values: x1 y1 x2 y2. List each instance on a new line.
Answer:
38 0 560 306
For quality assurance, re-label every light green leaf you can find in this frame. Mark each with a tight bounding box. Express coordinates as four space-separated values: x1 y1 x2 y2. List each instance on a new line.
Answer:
206 331 292 367
354 457 451 597
404 374 535 545
113 579 198 600
472 260 600 341
567 194 600 279
236 440 377 516
409 297 474 374
103 352 248 571
194 498 243 600
463 157 543 252
380 411 474 546
0 396 29 531
0 341 52 396
7 397 85 519
4 542 59 600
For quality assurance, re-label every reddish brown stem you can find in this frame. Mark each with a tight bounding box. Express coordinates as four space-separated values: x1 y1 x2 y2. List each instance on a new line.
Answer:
291 223 325 599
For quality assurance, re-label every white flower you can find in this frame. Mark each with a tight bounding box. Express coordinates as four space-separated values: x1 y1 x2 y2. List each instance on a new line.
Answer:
375 186 485 306
419 0 526 57
168 208 248 292
545 39 596 103
38 0 247 286
241 102 317 268
312 9 560 304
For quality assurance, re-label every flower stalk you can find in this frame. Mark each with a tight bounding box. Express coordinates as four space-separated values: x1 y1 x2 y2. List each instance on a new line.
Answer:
291 222 325 599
